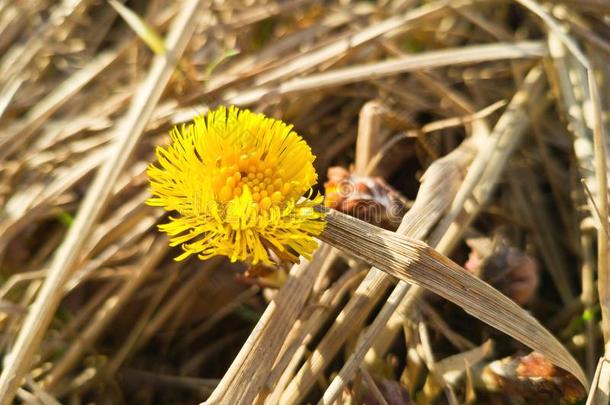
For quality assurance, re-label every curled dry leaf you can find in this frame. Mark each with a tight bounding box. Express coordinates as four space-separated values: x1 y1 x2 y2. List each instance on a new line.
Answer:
465 238 539 306
324 166 409 230
480 352 586 404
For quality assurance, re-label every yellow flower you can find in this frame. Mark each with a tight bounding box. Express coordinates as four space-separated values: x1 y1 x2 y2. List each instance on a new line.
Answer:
147 106 325 265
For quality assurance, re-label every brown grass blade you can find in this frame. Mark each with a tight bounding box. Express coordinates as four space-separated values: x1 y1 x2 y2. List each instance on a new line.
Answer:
203 244 331 404
0 1 208 403
318 64 544 405
0 46 126 160
228 41 547 105
586 357 610 405
280 138 471 404
253 0 454 85
319 207 587 389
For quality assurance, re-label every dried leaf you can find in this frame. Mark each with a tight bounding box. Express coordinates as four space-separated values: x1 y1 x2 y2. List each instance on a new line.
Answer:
319 207 587 389
480 352 586 403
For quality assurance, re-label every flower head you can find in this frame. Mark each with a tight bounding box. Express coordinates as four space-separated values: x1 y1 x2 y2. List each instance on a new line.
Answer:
147 106 325 265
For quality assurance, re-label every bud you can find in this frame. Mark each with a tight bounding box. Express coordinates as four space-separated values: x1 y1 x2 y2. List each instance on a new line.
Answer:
324 167 408 230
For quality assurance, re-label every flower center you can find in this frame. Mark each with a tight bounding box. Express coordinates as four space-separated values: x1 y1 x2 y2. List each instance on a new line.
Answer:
212 154 292 210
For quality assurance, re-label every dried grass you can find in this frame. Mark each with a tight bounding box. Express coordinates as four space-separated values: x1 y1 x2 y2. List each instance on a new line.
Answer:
0 0 608 404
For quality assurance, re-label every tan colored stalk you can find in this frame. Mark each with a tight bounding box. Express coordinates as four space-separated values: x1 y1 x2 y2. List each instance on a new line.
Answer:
319 208 586 387
0 0 85 82
587 70 609 345
0 1 207 402
517 4 610 397
203 244 331 404
0 77 23 120
263 268 365 405
586 357 610 405
42 238 168 389
280 138 469 404
0 45 128 161
319 65 547 404
229 41 547 105
546 17 609 400
354 101 384 176
587 67 610 403
253 0 454 85
548 32 599 377
514 0 589 69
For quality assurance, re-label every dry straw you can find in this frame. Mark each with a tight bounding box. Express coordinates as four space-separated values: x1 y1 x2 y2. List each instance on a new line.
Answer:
318 207 586 388
1 0 609 403
0 1 208 403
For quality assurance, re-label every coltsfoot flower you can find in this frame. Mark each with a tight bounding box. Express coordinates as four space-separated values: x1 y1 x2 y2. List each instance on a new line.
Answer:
147 106 325 265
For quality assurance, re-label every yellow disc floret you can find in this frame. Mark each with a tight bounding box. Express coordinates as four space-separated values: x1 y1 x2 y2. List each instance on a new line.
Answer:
147 106 325 265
